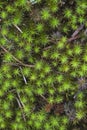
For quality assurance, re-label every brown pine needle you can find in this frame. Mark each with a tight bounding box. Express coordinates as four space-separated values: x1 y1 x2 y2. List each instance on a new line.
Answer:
0 45 34 68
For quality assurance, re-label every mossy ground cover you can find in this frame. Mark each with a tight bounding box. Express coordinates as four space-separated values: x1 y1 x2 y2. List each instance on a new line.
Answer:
0 0 87 130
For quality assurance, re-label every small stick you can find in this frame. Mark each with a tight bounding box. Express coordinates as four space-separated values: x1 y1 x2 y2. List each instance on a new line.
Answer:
0 45 34 68
2 62 21 67
19 66 28 85
68 24 84 42
2 35 10 43
16 97 22 109
14 24 23 33
73 90 80 99
40 94 48 102
8 89 16 93
68 35 79 42
71 24 84 38
16 97 26 121
43 45 52 50
17 92 25 108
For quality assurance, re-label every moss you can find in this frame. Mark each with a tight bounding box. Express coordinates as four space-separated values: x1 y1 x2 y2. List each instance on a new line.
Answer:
0 0 87 129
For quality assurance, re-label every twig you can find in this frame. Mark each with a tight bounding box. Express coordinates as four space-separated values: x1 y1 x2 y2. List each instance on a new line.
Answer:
19 66 28 85
43 25 84 50
16 92 26 121
43 36 78 50
42 35 62 51
68 24 84 42
8 89 16 93
2 62 22 67
0 45 34 68
40 94 48 102
2 35 11 43
14 24 23 33
17 92 25 108
73 90 81 99
68 35 79 42
16 97 22 109
71 24 84 38
16 97 26 121
43 45 52 50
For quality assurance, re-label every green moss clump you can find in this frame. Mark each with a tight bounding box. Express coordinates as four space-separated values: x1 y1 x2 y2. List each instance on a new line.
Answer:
0 0 87 129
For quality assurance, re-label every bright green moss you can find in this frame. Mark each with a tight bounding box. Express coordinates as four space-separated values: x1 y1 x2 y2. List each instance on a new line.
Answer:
0 0 87 130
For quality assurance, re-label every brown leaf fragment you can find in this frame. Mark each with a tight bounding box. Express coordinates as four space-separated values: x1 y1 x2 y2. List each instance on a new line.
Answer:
54 103 64 115
45 103 53 113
